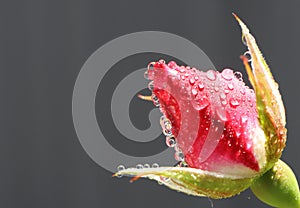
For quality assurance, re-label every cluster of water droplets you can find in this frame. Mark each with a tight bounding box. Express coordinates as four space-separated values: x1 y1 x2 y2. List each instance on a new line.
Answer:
144 59 187 163
116 163 160 178
159 115 185 162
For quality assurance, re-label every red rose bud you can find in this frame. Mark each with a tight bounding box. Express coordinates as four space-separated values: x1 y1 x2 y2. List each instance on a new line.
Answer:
146 60 266 177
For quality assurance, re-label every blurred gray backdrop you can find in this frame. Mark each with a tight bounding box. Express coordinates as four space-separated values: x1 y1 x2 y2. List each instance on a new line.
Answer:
0 1 299 208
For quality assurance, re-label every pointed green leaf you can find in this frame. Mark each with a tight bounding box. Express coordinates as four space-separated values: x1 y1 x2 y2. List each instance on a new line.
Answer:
233 14 287 169
115 167 254 199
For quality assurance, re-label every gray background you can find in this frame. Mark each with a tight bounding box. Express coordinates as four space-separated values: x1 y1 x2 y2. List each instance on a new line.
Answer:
0 0 299 208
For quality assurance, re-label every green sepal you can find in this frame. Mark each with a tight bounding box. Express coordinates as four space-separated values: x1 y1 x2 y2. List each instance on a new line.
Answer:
234 14 287 170
115 166 254 199
251 160 300 208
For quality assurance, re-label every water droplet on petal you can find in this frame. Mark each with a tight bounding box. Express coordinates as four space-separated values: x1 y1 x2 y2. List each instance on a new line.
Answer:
166 136 176 147
148 81 154 90
221 68 234 80
152 94 160 107
136 164 143 169
246 143 252 150
189 78 195 85
160 116 165 126
228 83 234 90
117 165 125 178
152 163 159 168
159 59 165 64
219 93 226 100
243 51 252 62
147 62 155 70
163 119 172 131
143 164 150 168
163 129 173 137
191 88 198 97
230 98 239 107
175 151 185 161
234 72 243 81
198 83 204 91
117 165 125 171
144 71 149 80
168 61 177 69
241 115 248 124
206 70 216 81
179 68 186 73
192 97 210 110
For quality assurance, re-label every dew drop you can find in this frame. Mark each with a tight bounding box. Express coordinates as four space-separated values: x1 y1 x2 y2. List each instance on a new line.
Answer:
168 61 177 69
152 94 158 101
144 71 149 80
166 136 176 147
159 59 165 64
143 164 150 168
219 93 226 100
198 83 205 91
163 129 173 137
178 161 188 167
191 88 198 97
243 51 252 62
192 98 210 110
214 86 219 92
206 70 216 81
234 72 243 81
153 101 160 107
221 100 227 106
179 68 186 73
136 164 143 169
228 83 234 90
230 99 239 108
160 116 165 126
152 94 160 107
175 151 185 161
241 115 248 124
163 119 172 131
117 165 125 172
189 77 195 85
240 88 245 95
221 68 234 80
117 165 125 178
152 163 159 168
147 62 155 70
148 81 154 90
